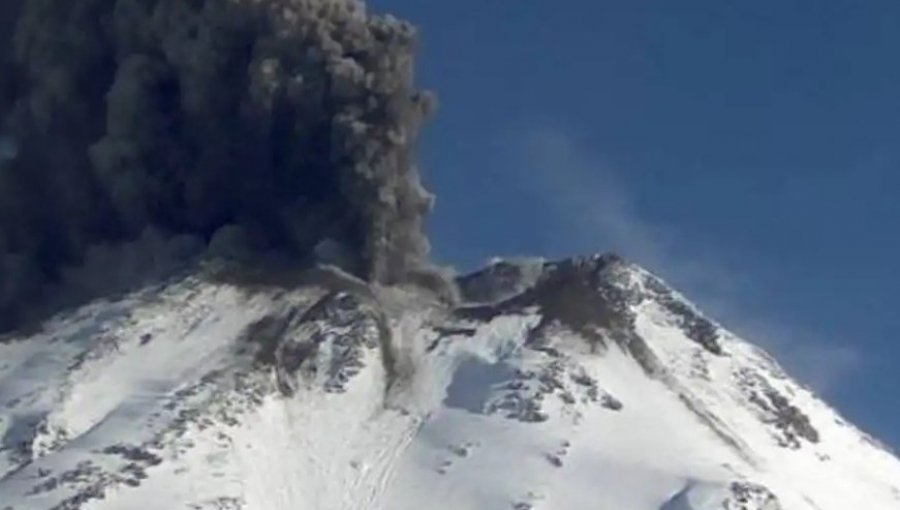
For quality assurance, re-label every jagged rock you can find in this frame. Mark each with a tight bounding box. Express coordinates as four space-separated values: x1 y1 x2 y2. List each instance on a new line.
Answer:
274 292 385 396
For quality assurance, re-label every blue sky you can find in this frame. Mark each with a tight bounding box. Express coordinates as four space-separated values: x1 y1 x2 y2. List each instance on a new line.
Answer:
370 0 900 448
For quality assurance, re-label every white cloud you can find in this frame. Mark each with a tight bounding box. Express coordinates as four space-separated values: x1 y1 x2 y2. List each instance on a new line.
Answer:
496 126 862 392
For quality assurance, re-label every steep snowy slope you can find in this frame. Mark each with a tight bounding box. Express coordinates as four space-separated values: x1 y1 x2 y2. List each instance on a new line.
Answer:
1 256 899 510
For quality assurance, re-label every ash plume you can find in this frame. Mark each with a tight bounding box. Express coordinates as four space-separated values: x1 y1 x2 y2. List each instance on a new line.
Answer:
0 0 437 330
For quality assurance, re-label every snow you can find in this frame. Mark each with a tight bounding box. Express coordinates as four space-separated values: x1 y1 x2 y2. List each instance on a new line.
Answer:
1 260 899 510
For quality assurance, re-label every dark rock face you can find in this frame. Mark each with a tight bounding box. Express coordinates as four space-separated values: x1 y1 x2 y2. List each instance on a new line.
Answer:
756 389 820 447
455 254 665 375
523 255 634 346
643 277 723 355
457 260 539 303
22 445 165 510
461 255 677 377
663 481 783 510
736 368 820 448
449 261 633 423
240 286 390 397
483 353 623 424
726 481 783 510
458 255 631 339
274 291 387 396
101 445 162 466
486 359 564 423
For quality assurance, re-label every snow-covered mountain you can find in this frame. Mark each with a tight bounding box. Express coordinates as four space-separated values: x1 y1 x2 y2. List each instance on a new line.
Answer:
1 254 899 510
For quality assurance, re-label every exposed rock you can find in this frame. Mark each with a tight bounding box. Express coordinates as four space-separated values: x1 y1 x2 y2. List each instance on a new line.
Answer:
736 368 820 448
273 291 391 396
643 277 723 355
726 481 783 510
457 259 544 303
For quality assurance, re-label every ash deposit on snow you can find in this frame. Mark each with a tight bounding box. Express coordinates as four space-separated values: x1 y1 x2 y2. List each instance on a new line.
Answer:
0 0 437 331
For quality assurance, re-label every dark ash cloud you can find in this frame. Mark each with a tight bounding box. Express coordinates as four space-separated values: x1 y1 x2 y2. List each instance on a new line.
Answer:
0 0 437 331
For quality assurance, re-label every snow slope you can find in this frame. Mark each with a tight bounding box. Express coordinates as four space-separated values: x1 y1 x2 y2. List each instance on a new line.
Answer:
1 256 899 510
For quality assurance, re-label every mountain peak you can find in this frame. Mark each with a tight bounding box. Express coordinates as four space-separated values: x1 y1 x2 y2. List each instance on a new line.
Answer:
457 252 626 305
457 253 722 359
1 257 898 509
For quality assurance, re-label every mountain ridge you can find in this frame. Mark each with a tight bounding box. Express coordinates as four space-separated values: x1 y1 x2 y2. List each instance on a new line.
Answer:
0 253 898 509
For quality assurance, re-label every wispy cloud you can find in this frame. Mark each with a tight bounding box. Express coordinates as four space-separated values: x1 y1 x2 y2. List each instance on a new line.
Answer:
496 126 862 392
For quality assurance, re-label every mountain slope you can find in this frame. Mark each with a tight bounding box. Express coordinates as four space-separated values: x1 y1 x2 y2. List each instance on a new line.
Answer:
1 255 898 510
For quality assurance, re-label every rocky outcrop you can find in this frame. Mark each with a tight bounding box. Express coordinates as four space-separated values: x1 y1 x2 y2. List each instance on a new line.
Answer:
273 292 389 396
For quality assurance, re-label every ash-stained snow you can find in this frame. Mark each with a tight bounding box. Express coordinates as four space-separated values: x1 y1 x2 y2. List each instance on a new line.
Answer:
1 256 899 510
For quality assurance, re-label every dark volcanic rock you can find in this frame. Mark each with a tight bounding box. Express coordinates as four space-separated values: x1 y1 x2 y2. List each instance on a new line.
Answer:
457 260 541 303
274 291 388 396
755 388 820 448
643 277 723 355
459 255 632 337
455 254 669 376
736 368 820 448
727 481 783 510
